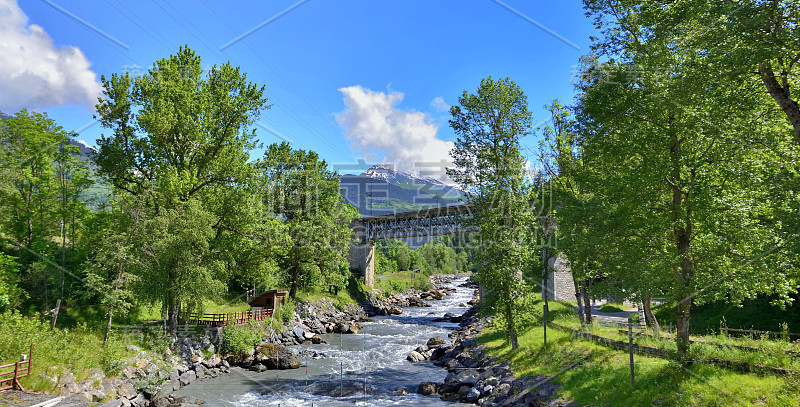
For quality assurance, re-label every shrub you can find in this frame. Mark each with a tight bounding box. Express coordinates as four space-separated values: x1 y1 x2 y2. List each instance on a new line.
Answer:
220 324 261 356
278 299 295 323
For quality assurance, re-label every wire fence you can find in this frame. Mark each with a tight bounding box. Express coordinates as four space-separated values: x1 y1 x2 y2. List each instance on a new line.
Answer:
539 305 800 382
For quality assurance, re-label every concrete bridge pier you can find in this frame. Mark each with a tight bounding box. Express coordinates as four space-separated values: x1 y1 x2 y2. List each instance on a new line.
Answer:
348 219 375 288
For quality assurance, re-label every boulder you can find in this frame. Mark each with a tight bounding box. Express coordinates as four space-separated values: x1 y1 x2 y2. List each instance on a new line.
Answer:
494 383 511 398
88 368 105 382
311 335 326 344
117 381 137 399
203 354 221 368
130 393 148 407
59 372 76 385
417 382 439 395
292 326 304 339
254 343 301 370
178 370 195 386
100 399 123 407
406 351 425 362
426 336 447 347
465 386 481 402
455 369 480 386
126 345 140 352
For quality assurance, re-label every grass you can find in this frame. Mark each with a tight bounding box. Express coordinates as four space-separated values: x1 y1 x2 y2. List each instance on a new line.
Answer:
546 300 800 371
295 287 357 311
479 299 800 406
598 302 627 313
0 311 168 393
650 296 800 335
374 270 433 295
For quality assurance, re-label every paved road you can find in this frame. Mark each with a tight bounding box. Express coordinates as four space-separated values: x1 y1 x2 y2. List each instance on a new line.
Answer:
574 300 637 325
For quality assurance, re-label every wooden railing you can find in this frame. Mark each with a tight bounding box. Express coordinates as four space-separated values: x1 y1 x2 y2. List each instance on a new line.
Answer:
1 344 33 391
186 309 274 327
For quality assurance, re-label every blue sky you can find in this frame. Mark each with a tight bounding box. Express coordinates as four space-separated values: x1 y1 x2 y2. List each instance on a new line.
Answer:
2 0 596 176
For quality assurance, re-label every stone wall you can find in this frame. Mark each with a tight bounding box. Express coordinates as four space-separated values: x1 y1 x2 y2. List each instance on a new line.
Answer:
544 253 575 301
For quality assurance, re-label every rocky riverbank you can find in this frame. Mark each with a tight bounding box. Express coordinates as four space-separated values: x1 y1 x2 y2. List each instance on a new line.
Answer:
41 274 471 407
408 281 573 406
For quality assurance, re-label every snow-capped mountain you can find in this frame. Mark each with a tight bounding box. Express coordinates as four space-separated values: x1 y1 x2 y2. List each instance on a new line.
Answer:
360 164 452 187
68 139 96 163
340 164 466 217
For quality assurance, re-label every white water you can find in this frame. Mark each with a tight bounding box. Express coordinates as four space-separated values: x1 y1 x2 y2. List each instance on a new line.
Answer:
174 276 474 406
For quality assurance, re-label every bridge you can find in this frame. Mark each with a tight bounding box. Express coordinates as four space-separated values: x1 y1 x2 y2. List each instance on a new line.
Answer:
348 204 475 288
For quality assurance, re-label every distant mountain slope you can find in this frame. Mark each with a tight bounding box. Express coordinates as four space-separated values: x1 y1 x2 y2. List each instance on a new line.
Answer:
67 139 96 165
340 165 466 217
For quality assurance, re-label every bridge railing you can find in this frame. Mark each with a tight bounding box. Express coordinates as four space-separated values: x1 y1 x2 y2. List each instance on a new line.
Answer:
186 309 274 327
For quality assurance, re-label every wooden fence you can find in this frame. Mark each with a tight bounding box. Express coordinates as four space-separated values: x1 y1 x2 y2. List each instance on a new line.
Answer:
186 309 274 327
0 344 33 391
721 327 800 341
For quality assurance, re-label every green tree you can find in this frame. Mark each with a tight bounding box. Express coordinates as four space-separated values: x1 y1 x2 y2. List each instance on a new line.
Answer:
448 77 536 350
0 253 25 312
258 142 358 299
538 99 600 324
583 0 800 143
93 46 272 334
84 228 139 345
53 138 92 301
0 109 67 248
572 56 791 361
132 197 224 331
396 243 412 271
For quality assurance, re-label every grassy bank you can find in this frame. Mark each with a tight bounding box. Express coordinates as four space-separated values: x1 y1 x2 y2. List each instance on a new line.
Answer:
0 311 166 393
478 299 800 406
374 270 433 295
648 296 800 335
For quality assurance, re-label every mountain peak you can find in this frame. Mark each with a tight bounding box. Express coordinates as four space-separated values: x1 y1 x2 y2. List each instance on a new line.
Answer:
359 164 450 187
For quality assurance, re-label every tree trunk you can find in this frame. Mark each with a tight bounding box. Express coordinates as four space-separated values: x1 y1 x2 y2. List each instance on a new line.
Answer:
60 220 65 300
574 278 585 324
289 266 299 300
582 281 592 324
505 301 519 350
643 291 660 333
104 306 114 347
669 114 695 362
168 300 179 337
676 297 691 363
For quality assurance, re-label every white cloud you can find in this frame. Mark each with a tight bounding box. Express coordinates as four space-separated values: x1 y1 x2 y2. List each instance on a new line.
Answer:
0 0 102 112
430 96 449 113
336 85 454 178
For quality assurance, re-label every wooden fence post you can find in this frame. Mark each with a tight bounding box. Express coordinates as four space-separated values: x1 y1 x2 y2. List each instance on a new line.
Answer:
628 322 635 385
51 299 61 329
543 304 548 347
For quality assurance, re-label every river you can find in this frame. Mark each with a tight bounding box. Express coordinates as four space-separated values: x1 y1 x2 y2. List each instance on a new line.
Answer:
173 275 475 406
